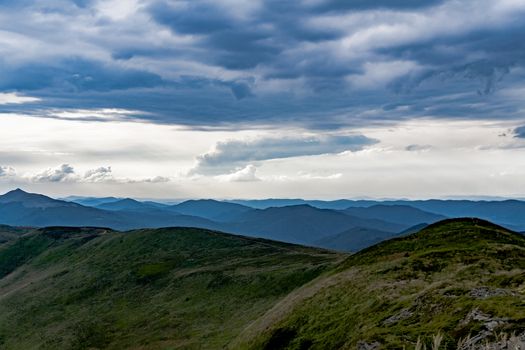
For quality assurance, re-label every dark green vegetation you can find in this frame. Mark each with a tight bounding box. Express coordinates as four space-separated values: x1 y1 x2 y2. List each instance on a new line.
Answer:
0 226 340 349
1 218 524 349
0 224 26 246
238 218 525 349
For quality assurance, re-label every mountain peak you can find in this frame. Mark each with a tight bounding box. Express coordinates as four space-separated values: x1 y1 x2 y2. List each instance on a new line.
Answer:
8 188 27 194
0 188 70 208
1 188 33 200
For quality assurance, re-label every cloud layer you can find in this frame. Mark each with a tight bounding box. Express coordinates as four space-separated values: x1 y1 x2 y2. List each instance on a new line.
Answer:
0 0 524 129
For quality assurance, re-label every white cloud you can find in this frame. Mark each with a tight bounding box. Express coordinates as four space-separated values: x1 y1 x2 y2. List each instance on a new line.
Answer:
127 176 171 183
26 163 171 185
216 164 261 182
32 164 77 183
46 108 146 122
84 166 113 182
349 60 420 89
269 172 343 181
0 93 40 105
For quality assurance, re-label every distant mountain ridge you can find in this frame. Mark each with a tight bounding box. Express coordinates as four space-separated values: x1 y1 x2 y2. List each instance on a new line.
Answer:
95 198 165 212
342 204 446 226
2 189 525 252
171 199 252 222
0 189 220 232
0 188 79 208
0 190 414 251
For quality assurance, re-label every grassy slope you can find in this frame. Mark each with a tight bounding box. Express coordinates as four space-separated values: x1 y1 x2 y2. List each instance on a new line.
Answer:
237 218 525 349
0 225 27 246
0 227 341 350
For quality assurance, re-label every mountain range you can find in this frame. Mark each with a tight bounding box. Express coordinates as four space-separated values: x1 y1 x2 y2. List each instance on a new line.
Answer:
2 189 525 252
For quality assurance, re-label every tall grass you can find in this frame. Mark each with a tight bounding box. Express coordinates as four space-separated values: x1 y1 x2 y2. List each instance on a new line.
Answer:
413 333 524 350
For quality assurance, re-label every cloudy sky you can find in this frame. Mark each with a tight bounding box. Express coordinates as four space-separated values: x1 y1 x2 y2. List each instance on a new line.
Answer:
0 0 525 199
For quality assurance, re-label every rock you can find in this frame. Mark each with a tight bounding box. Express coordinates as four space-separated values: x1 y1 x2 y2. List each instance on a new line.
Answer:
357 341 381 350
465 331 525 350
383 308 413 325
461 308 509 332
461 308 491 324
457 309 519 349
469 287 515 299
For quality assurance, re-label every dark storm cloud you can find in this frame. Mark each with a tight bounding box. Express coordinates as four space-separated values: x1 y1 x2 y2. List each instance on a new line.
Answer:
148 1 233 35
0 0 525 129
0 58 164 92
308 0 446 12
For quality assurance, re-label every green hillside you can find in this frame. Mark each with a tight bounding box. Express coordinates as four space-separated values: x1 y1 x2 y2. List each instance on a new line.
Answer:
0 224 26 246
0 227 341 349
1 219 524 350
237 218 525 349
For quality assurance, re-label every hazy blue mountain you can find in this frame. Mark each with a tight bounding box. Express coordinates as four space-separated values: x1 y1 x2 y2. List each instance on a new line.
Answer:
342 204 446 226
0 189 81 208
95 198 164 212
64 196 122 207
141 201 170 209
0 190 408 248
402 200 525 230
228 199 357 210
4 190 525 251
172 199 253 222
233 198 525 231
223 204 407 245
0 189 219 231
0 189 126 228
345 200 525 231
313 226 397 252
398 222 429 235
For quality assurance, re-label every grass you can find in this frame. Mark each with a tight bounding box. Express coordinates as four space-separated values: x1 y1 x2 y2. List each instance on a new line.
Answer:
0 227 341 349
1 218 524 349
237 218 525 349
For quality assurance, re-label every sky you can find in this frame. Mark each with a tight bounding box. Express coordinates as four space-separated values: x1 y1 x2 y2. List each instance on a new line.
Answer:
0 0 525 199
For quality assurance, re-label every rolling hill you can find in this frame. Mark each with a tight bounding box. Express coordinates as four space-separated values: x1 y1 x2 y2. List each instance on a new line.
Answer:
0 219 523 349
237 218 525 349
0 226 340 349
